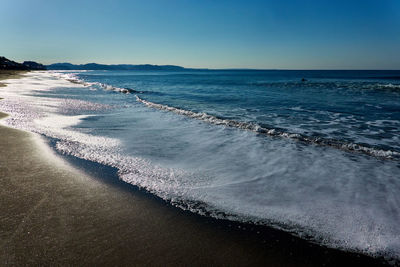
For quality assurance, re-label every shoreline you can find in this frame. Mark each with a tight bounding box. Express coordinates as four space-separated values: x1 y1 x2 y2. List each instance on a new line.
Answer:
0 72 390 265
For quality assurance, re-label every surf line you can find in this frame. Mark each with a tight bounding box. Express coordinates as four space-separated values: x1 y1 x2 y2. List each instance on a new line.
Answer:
59 74 400 162
135 95 400 161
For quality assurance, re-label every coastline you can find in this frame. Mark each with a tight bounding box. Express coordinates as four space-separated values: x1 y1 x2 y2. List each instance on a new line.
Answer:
0 72 389 266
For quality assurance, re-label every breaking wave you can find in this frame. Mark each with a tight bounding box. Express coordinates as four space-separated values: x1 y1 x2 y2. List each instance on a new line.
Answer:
53 72 143 94
136 96 400 160
55 72 400 161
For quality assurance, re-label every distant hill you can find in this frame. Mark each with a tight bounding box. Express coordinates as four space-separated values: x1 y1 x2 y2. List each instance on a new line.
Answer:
47 62 187 71
22 61 47 70
0 56 46 70
1 56 202 71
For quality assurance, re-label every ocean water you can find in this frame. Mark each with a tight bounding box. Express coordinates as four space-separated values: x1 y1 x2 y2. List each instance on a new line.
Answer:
1 70 400 260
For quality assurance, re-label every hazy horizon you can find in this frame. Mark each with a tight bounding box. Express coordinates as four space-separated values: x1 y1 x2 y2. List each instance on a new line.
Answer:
38 62 400 71
1 0 400 70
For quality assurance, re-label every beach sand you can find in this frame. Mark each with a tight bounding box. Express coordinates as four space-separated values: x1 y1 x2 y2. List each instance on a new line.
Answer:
0 72 386 266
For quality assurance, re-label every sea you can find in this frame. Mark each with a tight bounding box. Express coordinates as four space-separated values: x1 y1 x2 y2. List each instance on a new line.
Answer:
1 69 400 261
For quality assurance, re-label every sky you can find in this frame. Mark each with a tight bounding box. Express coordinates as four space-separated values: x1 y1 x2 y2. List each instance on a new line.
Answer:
1 0 400 69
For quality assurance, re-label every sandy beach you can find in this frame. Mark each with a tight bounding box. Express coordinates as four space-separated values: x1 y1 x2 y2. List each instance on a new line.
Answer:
0 72 387 266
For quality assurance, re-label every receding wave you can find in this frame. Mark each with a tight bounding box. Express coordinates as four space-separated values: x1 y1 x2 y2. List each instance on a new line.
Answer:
136 96 400 160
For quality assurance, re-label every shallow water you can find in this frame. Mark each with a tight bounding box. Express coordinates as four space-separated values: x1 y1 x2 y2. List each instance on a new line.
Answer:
1 70 400 260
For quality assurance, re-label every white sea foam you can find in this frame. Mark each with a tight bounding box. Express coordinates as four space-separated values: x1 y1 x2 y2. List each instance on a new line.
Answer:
51 71 138 94
1 71 400 263
378 83 400 89
0 71 119 147
136 96 400 160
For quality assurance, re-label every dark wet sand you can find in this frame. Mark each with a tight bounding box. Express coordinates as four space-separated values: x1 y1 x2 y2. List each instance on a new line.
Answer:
0 73 389 266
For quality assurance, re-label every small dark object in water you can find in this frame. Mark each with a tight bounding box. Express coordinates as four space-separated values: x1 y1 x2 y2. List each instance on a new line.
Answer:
301 78 307 82
124 88 144 94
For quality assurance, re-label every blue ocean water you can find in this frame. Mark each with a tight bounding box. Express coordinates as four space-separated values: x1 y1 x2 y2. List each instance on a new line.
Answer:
77 70 400 156
1 70 400 260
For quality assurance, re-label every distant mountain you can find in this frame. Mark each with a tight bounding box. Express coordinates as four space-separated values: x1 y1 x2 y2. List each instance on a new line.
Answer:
1 56 198 71
46 62 187 71
0 56 28 70
0 56 46 70
22 61 46 70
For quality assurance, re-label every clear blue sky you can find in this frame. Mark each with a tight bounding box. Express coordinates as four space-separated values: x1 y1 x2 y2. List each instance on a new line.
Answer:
1 0 400 69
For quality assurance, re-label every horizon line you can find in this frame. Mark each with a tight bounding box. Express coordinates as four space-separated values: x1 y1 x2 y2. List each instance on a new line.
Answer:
44 62 400 71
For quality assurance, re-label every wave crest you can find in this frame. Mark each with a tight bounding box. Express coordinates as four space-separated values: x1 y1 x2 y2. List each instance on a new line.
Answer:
136 96 400 160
